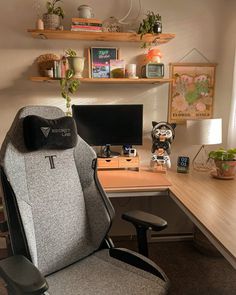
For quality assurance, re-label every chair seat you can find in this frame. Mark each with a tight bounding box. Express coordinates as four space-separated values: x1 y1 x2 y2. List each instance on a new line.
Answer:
46 249 168 295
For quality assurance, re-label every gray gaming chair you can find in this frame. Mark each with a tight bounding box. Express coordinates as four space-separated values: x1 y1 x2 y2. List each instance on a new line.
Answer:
0 106 169 294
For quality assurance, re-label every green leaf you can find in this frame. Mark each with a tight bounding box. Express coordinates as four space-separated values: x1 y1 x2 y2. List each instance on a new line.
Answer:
208 148 236 161
65 48 77 57
65 69 74 79
61 91 67 99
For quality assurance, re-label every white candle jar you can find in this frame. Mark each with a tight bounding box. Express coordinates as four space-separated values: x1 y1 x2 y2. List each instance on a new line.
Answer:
78 5 93 19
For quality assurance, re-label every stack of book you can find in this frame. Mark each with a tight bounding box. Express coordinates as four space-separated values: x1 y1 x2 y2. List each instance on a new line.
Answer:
71 18 103 32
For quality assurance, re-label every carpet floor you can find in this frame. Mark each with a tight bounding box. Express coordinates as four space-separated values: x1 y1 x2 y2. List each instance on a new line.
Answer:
0 240 236 294
115 239 236 295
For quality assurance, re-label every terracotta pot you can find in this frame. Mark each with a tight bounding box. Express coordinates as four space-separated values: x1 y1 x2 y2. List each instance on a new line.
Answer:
214 160 236 179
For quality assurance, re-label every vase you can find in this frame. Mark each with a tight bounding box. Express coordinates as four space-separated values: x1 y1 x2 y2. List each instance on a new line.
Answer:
43 14 61 30
153 21 162 33
67 57 85 78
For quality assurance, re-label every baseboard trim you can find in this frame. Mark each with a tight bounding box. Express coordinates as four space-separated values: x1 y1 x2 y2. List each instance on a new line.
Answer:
111 234 194 243
150 234 194 242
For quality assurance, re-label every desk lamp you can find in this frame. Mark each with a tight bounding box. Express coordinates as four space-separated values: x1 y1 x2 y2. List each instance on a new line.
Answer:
187 118 222 171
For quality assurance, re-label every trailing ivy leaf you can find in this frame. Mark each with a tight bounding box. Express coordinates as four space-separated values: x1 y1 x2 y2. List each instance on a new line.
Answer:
65 69 74 79
61 91 67 99
65 49 77 57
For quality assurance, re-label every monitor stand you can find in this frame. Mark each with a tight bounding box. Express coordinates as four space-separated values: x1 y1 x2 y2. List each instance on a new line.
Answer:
98 144 120 158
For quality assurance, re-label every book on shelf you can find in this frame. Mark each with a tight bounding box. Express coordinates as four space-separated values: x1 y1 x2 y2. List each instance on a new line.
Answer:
71 17 102 25
71 28 103 32
71 22 102 27
71 25 102 32
53 58 68 79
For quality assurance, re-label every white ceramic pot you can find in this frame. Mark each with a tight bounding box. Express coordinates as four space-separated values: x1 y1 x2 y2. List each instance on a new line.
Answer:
77 5 93 19
68 57 85 78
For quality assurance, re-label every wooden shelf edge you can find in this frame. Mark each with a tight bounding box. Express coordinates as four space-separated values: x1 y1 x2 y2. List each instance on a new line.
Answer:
27 29 175 44
29 77 173 84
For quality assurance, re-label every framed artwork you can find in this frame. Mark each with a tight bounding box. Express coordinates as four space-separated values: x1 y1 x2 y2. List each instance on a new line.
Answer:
168 63 217 123
88 47 119 78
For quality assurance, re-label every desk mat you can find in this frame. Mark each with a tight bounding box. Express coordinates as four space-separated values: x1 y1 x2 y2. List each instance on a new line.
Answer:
98 169 171 190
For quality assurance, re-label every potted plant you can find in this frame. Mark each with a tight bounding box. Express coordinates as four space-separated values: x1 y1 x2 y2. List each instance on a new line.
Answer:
43 0 65 30
138 11 162 48
65 49 85 79
60 69 80 116
208 148 236 179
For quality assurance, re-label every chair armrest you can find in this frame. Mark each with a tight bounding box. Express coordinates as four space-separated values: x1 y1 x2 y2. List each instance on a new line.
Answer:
122 210 167 257
122 210 167 231
0 255 48 295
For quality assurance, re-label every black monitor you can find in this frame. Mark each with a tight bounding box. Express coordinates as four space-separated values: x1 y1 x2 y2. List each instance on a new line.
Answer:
72 104 143 157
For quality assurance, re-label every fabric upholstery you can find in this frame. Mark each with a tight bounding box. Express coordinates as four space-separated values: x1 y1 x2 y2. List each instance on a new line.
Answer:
0 106 114 276
46 249 168 295
0 106 169 295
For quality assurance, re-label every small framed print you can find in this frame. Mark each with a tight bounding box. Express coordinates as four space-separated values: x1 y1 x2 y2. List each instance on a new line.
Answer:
88 47 120 78
110 59 125 78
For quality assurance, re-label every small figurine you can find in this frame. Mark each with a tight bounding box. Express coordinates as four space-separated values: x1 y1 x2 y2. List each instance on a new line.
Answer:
146 48 162 63
150 121 176 173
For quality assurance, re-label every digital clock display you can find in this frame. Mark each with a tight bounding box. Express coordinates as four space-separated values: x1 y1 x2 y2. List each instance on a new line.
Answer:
177 156 190 173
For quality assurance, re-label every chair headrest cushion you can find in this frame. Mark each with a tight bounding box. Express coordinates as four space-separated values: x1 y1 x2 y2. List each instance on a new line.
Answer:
23 115 78 151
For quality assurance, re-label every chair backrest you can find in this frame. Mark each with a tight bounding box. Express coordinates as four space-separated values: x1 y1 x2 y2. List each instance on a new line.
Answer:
0 106 114 276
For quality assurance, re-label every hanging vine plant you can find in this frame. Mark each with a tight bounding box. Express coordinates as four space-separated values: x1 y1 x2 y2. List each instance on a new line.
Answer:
60 69 80 116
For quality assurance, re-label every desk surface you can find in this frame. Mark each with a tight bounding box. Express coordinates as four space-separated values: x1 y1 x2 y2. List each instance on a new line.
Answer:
98 169 171 192
97 169 236 269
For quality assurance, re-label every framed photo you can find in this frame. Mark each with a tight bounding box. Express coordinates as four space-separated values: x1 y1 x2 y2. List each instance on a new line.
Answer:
168 63 217 123
88 47 119 78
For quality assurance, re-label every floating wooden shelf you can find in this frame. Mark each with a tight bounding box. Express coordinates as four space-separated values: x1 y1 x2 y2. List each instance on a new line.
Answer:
27 29 175 44
29 77 173 84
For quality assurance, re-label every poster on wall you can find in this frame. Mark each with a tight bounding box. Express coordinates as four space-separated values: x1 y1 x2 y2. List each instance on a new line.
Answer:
168 63 217 124
88 47 119 78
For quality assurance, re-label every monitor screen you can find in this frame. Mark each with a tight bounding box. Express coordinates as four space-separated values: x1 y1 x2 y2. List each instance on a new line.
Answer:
72 104 143 146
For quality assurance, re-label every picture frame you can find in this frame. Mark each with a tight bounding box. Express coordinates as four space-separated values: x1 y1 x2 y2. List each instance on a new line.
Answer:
88 47 120 78
168 63 217 124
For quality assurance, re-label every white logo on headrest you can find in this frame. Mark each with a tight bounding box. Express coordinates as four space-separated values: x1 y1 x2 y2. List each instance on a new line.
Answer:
40 127 51 138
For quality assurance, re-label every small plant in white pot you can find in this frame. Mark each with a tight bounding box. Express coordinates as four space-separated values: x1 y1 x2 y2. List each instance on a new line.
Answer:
43 0 65 30
208 148 236 179
65 49 85 79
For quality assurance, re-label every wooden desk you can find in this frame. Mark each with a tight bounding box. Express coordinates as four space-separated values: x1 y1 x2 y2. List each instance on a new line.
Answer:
97 169 236 269
98 169 171 193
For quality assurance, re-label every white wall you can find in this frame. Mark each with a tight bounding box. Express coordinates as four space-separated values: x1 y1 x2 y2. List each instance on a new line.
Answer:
0 0 234 166
214 0 236 147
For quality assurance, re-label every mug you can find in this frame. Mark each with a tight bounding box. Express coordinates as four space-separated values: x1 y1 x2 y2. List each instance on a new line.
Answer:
78 5 93 19
126 64 137 78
